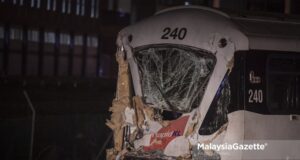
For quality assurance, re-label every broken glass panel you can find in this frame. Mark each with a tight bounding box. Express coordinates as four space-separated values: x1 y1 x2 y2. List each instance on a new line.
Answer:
199 75 230 135
134 45 215 112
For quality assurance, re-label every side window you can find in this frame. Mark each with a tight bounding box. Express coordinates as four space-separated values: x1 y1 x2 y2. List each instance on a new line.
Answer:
199 75 230 135
267 54 300 114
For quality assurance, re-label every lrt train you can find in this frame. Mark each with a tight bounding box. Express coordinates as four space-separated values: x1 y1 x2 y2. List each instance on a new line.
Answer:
109 5 300 160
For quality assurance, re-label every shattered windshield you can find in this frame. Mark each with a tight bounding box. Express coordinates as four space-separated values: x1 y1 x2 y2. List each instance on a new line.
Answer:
135 45 216 112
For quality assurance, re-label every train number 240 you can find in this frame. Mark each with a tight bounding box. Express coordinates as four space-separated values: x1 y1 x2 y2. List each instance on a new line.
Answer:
248 89 263 103
161 27 187 40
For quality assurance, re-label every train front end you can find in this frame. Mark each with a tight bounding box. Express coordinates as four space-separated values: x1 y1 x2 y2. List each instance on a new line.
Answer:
106 6 248 160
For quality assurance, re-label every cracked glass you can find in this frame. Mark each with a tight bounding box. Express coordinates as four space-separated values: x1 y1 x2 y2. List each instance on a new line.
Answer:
135 45 216 112
199 76 230 135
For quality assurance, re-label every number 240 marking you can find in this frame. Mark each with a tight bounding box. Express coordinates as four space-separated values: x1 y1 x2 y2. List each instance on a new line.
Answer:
248 89 263 103
161 27 187 40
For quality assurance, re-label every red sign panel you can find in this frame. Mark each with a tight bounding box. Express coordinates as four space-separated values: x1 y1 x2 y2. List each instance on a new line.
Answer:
143 115 189 151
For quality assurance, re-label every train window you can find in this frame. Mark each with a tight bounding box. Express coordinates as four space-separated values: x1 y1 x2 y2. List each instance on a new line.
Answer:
199 75 230 135
267 55 300 114
135 45 215 112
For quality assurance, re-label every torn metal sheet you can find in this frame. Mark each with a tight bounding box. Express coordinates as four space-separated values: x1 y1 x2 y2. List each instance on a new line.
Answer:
135 45 215 113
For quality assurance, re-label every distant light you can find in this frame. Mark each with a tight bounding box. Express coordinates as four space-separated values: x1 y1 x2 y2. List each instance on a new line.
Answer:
184 2 190 5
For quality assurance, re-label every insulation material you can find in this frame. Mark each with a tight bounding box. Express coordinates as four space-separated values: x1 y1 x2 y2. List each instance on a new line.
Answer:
144 106 155 121
124 107 135 125
159 120 171 128
132 96 146 129
106 148 117 160
185 121 198 137
135 46 215 113
226 57 234 73
185 111 201 137
106 100 126 152
106 46 132 154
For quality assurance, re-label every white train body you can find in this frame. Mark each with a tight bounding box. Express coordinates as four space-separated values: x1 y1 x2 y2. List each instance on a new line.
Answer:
115 6 300 160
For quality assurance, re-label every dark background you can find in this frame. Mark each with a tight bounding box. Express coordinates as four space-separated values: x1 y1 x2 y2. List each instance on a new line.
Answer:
0 0 299 160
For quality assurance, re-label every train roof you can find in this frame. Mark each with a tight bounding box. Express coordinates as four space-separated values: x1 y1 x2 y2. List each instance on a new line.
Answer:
121 6 300 52
233 17 300 39
158 6 300 52
232 16 300 52
157 6 300 38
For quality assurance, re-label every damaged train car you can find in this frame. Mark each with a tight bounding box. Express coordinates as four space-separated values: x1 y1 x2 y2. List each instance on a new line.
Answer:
106 6 300 160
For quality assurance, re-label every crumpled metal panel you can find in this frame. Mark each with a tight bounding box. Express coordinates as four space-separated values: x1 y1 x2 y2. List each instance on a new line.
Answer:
135 45 215 112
